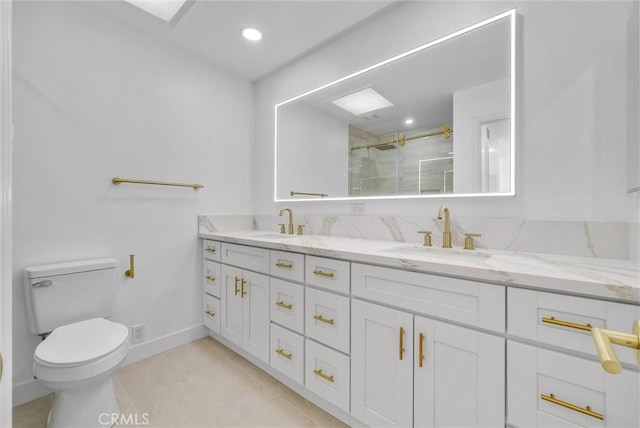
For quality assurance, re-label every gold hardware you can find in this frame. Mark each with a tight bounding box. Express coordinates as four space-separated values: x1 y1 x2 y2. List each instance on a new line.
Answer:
234 276 240 296
437 205 452 248
275 262 293 269
418 332 425 368
463 233 481 250
204 246 216 253
279 207 294 234
591 320 640 374
399 327 405 360
313 270 334 278
313 314 335 325
350 124 452 151
241 278 247 297
204 310 216 317
275 348 292 359
541 316 592 332
540 393 604 420
297 225 305 235
112 177 203 190
275 301 293 310
204 275 216 282
313 369 335 383
0 352 3 384
290 191 328 198
279 223 286 234
125 254 135 278
418 230 432 247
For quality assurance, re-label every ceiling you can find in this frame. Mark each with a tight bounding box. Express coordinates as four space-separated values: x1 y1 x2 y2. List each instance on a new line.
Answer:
81 0 398 81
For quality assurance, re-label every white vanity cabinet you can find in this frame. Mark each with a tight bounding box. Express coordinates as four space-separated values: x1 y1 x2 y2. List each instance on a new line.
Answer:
351 299 505 427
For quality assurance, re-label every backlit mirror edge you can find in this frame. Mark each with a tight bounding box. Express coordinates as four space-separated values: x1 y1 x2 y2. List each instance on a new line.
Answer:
274 8 517 203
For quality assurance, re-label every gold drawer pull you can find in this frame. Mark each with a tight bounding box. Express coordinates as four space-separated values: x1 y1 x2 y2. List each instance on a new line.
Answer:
234 276 240 296
399 327 405 360
275 301 293 310
275 262 293 269
241 278 247 297
204 275 216 282
418 332 425 368
313 270 334 278
313 369 334 383
275 348 292 360
205 247 217 253
542 316 592 331
313 314 335 325
204 310 216 317
540 393 603 420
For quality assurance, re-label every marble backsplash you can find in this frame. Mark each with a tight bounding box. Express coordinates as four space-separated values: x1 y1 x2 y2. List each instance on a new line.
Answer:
199 214 635 261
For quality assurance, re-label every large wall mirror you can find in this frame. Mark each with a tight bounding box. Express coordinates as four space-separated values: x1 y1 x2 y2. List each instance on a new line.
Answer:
275 9 515 201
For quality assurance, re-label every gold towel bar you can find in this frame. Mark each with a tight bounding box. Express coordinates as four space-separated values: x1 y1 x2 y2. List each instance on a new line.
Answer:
112 177 203 190
290 191 328 197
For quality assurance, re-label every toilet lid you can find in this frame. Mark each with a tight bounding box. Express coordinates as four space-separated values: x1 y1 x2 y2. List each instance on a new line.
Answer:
35 318 129 366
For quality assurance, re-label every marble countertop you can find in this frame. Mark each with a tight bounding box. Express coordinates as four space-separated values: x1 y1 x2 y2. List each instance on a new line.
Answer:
199 230 640 304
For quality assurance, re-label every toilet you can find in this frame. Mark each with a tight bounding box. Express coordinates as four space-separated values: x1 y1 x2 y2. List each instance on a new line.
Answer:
24 258 130 428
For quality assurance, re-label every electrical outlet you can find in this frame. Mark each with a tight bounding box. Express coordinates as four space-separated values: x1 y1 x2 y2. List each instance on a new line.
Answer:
351 203 366 215
132 324 145 345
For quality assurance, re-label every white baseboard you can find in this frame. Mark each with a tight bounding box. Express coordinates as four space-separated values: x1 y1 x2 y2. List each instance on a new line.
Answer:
13 324 208 407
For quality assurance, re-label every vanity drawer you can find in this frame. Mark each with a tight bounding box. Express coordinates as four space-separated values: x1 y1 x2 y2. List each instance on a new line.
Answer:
270 278 304 334
202 240 221 261
352 263 505 332
508 341 639 427
203 294 221 334
202 260 221 298
305 288 350 354
270 323 304 385
220 243 269 273
270 250 304 282
508 288 640 365
305 256 350 294
305 339 350 413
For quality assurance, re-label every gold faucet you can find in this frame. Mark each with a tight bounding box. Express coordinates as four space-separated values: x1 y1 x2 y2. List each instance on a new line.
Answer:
279 207 294 234
437 205 452 248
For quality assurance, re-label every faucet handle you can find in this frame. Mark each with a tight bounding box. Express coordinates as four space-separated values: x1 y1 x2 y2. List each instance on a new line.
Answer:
464 233 481 250
279 223 286 234
418 230 432 247
297 225 305 235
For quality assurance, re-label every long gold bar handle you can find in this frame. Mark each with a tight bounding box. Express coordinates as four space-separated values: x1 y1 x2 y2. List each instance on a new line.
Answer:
275 301 293 310
313 314 335 325
399 327 405 360
234 276 240 296
205 275 216 282
125 254 135 278
313 270 334 278
541 316 592 331
418 333 425 368
112 177 203 190
241 279 247 297
275 349 292 360
275 262 293 269
540 394 603 420
591 321 640 374
204 310 216 317
313 369 335 383
290 191 328 198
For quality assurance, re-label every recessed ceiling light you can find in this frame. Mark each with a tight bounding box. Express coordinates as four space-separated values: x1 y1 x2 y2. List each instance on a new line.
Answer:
242 27 263 41
331 88 393 116
125 0 188 22
404 118 414 125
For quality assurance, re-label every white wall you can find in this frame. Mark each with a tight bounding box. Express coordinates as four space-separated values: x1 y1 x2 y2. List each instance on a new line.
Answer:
12 1 252 396
254 1 638 228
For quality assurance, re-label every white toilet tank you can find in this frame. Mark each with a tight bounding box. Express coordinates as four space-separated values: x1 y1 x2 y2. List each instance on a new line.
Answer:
24 258 117 335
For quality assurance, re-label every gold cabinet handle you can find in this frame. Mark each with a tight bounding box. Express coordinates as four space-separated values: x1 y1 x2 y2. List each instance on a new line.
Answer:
313 270 334 278
204 310 216 317
234 276 240 296
540 393 603 420
275 262 293 269
313 314 335 325
275 348 292 359
399 327 405 360
241 278 247 297
205 247 217 253
418 332 425 368
591 320 640 374
275 301 293 310
204 275 216 282
541 316 592 332
313 369 334 383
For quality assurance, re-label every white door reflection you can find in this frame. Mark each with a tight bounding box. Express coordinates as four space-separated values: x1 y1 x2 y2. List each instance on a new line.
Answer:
480 118 510 193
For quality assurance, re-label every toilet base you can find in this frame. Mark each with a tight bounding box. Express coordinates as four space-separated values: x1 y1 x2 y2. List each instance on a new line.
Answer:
46 376 120 428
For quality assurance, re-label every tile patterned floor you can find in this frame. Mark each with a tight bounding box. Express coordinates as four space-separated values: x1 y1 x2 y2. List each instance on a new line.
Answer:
13 337 348 427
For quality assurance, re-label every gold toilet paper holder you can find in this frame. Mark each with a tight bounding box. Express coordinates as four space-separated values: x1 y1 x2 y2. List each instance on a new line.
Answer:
591 320 640 374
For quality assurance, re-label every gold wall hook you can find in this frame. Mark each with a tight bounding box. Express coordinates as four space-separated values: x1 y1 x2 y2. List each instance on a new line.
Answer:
591 320 640 374
125 254 135 278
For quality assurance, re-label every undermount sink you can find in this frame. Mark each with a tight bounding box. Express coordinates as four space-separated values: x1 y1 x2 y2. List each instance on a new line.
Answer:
382 245 493 260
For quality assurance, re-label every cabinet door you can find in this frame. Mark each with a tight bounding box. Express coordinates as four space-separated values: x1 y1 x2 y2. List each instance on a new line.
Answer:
242 270 270 363
220 265 243 348
414 317 505 427
351 300 414 427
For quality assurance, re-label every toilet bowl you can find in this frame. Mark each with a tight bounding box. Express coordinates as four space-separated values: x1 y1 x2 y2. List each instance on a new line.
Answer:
34 318 130 428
